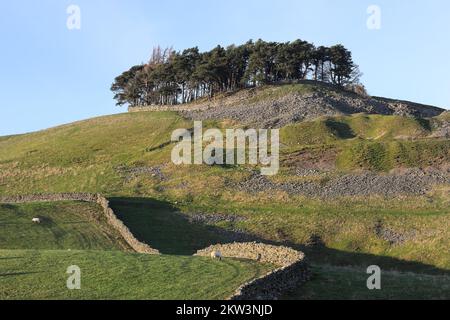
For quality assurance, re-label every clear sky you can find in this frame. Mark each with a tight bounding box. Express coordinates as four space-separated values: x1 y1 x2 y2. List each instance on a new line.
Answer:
0 0 449 136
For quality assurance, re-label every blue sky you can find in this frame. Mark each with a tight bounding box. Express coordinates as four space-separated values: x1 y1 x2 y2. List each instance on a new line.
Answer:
0 0 449 135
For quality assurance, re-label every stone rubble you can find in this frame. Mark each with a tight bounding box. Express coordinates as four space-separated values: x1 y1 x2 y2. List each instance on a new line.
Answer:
232 168 450 198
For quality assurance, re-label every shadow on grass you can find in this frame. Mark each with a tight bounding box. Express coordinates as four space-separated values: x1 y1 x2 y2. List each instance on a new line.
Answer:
109 197 450 276
109 197 231 255
325 119 356 139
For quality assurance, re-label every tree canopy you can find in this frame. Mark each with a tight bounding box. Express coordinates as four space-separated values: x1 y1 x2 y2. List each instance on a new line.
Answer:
111 39 361 107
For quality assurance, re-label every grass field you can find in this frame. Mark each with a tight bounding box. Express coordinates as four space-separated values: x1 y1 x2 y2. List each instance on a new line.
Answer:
0 201 128 251
0 202 272 300
0 250 270 300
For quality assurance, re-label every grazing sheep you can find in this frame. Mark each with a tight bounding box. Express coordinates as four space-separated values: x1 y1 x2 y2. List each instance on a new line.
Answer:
210 250 222 261
32 218 41 224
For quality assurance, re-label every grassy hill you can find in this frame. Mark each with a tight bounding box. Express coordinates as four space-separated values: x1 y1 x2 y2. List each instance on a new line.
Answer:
0 112 186 195
0 110 448 196
0 83 449 300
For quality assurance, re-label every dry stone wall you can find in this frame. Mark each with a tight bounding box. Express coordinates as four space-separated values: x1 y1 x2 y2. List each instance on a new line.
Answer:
195 242 309 300
0 193 160 255
128 105 209 113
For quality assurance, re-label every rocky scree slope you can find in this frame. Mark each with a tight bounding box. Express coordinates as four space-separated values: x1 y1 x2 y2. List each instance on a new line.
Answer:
180 84 446 128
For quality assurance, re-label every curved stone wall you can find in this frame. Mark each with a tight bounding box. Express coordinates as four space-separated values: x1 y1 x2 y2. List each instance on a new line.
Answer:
195 242 309 300
0 193 160 255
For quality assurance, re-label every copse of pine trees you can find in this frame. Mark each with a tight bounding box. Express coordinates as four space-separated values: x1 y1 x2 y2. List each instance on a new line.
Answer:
111 39 361 107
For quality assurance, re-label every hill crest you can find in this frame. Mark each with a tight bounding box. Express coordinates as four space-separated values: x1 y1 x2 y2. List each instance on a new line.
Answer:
128 82 446 128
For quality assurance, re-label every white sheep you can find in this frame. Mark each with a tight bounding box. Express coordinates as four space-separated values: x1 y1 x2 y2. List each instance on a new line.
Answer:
210 250 223 261
32 218 41 224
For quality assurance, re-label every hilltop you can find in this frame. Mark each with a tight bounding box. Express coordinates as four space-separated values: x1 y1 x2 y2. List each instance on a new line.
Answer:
130 82 446 128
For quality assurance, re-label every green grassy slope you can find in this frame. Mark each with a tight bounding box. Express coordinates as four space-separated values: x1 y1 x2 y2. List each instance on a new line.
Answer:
0 112 188 195
336 139 450 171
0 250 270 300
0 201 128 251
280 114 433 146
0 111 448 197
281 114 449 171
